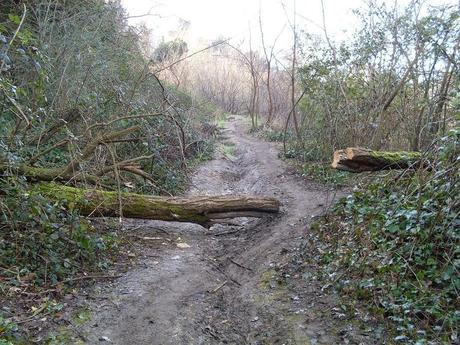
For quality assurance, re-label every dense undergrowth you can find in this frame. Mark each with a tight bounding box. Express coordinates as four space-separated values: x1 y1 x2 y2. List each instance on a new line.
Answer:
0 177 117 287
256 83 459 342
0 178 119 344
0 1 217 342
308 123 459 343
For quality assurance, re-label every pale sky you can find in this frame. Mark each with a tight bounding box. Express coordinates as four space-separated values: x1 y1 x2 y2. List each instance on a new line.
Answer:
121 0 458 51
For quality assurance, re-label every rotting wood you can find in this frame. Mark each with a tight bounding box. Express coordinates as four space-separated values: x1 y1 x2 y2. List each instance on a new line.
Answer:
332 147 423 173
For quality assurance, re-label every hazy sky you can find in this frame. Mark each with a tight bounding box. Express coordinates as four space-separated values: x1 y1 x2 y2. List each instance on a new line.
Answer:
121 0 457 51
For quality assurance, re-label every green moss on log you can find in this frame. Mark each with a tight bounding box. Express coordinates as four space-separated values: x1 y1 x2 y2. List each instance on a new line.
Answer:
31 183 280 225
369 150 422 165
0 164 67 181
33 183 209 224
332 147 424 172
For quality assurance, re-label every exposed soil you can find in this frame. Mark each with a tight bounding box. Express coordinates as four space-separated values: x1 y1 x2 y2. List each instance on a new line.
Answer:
67 116 372 344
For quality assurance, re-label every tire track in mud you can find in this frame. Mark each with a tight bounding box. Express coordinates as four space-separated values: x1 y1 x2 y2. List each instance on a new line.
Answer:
79 115 351 344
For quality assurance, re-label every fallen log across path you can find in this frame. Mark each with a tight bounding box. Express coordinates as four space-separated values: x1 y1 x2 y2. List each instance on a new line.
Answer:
332 147 422 172
33 183 280 225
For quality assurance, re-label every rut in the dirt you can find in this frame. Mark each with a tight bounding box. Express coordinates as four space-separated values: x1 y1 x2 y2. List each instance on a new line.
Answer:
76 116 348 344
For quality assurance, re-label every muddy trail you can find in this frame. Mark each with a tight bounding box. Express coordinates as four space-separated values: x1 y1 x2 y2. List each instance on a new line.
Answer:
74 116 369 344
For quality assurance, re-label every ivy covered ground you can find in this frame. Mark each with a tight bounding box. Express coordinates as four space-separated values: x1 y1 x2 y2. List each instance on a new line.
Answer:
307 126 459 343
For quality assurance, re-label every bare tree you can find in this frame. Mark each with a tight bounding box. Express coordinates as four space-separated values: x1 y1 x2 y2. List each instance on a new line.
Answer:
258 7 284 125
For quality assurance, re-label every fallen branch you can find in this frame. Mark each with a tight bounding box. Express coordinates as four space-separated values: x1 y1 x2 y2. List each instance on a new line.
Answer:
62 125 140 176
0 163 99 184
229 258 252 271
52 274 122 286
98 155 154 175
208 280 227 293
29 139 69 165
33 183 281 225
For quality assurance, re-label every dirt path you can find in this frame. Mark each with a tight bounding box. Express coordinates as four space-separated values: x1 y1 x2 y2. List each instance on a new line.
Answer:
78 116 352 344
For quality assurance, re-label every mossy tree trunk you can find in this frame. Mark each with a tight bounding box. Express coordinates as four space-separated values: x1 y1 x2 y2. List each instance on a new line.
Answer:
0 125 147 186
33 183 280 225
332 147 423 172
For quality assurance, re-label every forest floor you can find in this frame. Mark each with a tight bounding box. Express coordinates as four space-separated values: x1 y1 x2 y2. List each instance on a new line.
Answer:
61 115 375 344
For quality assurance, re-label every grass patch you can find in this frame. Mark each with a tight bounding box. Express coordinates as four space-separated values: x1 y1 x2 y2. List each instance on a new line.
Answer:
215 112 229 129
300 162 351 187
257 269 278 290
259 127 285 142
43 328 85 345
73 307 92 326
220 142 236 160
